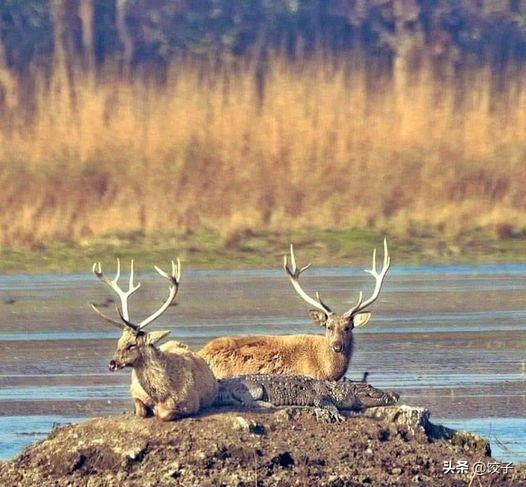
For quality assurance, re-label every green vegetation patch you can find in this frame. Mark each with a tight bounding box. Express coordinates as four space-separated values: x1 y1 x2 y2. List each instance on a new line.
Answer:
0 229 524 274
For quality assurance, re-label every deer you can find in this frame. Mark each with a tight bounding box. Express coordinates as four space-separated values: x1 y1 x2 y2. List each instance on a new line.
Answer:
91 258 218 421
199 239 390 381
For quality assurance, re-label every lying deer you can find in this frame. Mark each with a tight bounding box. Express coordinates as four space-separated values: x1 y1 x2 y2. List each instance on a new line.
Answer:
91 258 217 421
199 240 390 380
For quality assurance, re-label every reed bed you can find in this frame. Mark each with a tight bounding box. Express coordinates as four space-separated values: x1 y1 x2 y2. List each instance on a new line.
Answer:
0 56 524 247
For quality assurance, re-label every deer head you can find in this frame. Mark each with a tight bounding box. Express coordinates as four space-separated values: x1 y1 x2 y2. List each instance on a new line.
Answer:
284 240 390 355
91 258 181 371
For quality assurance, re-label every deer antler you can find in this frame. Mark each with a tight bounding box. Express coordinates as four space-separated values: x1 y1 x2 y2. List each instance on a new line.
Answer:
344 238 390 317
135 259 181 330
283 244 332 315
92 259 140 321
91 258 181 331
90 302 136 331
92 259 141 331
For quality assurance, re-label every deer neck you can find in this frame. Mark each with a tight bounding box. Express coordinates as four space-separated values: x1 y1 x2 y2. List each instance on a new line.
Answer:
134 346 174 402
319 337 354 381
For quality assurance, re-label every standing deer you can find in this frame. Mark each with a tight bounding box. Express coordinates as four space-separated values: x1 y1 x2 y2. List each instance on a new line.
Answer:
91 258 217 421
199 240 390 380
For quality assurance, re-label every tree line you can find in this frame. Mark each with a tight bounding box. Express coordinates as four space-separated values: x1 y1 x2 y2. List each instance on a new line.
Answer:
0 0 525 75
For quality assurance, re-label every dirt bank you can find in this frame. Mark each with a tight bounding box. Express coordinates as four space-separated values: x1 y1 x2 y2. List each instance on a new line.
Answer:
0 405 523 487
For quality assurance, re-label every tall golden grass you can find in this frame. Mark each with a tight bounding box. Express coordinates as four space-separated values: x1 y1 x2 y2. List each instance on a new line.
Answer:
0 56 524 247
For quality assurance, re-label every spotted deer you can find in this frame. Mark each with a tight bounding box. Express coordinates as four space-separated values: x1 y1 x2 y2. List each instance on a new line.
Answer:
91 258 217 421
199 240 390 380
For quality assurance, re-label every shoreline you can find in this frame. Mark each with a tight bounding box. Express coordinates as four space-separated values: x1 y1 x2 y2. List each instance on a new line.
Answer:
0 229 524 274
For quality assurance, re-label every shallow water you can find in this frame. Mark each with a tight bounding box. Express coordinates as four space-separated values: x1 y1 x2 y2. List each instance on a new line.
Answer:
0 264 525 463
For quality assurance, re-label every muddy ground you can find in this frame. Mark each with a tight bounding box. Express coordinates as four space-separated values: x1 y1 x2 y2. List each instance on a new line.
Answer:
0 405 524 487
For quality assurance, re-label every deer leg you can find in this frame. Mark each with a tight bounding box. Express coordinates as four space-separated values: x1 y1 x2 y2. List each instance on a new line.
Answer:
153 404 179 422
131 370 154 416
134 398 151 418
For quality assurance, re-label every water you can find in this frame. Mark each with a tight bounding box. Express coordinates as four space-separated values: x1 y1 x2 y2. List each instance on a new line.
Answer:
0 264 524 463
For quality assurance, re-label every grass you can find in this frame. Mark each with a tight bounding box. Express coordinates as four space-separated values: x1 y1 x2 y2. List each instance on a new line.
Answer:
0 56 525 252
0 229 524 274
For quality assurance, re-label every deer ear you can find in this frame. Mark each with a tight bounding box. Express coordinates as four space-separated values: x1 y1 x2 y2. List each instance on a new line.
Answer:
145 330 171 345
309 309 328 327
353 312 371 328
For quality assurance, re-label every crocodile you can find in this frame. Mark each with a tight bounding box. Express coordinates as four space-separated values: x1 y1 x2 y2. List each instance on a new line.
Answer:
214 374 399 422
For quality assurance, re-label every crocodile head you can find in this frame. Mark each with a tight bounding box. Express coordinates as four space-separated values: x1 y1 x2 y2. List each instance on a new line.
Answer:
331 380 400 410
357 389 400 409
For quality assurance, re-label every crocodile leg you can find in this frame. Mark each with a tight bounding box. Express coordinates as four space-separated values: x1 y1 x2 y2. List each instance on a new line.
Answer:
230 381 268 408
253 400 274 408
231 388 259 407
243 381 264 400
241 381 275 408
215 379 276 409
313 396 346 423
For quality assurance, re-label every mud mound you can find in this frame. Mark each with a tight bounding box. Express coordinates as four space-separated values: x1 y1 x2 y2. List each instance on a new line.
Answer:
0 405 523 487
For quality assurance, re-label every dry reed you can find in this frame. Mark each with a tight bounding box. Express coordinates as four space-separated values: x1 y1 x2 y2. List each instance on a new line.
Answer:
0 56 524 247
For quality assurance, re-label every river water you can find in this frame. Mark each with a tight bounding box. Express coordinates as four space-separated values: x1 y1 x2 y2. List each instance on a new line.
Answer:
0 264 524 463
